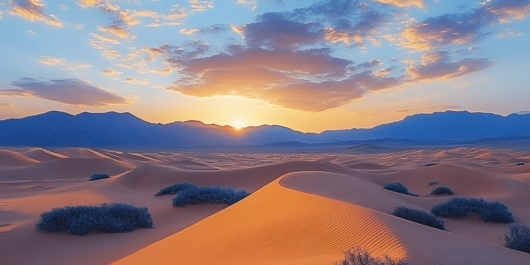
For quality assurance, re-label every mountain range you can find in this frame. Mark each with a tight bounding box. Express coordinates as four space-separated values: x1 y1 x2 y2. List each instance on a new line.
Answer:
0 110 529 147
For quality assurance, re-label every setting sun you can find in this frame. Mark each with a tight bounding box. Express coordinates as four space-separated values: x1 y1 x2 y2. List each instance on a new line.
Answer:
230 118 248 130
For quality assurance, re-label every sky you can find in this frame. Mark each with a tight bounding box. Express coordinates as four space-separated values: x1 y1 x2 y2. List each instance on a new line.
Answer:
0 0 529 132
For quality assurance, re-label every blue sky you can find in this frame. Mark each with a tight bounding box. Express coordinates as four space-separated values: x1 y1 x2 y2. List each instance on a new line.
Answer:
0 0 529 132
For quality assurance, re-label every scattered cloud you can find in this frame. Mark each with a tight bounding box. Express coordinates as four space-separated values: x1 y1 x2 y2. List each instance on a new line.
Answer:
188 0 214 12
180 28 199 35
28 29 36 34
398 0 530 51
90 32 121 44
98 25 129 38
372 0 423 8
405 52 492 80
497 28 523 38
0 10 3 20
1 78 131 106
39 56 91 70
89 39 121 59
236 0 258 11
9 0 63 27
102 68 122 75
123 77 149 84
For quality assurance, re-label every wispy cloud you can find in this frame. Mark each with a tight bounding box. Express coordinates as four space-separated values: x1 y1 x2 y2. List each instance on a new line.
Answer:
372 0 423 8
189 0 214 12
0 102 13 107
398 0 530 51
9 0 63 27
497 28 523 38
39 56 91 70
123 78 149 84
102 68 122 75
236 0 258 11
90 32 121 44
180 28 199 35
1 78 131 106
405 52 492 81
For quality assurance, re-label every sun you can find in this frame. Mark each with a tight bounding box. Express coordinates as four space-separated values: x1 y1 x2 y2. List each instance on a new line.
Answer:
230 118 248 130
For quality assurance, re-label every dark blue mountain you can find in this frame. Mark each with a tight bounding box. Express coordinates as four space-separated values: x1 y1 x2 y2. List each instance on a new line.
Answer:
0 110 529 147
320 111 530 142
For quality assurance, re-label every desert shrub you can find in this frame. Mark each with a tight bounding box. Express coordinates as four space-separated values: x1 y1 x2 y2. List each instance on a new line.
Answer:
431 197 514 223
425 163 437 167
393 206 445 230
35 203 153 235
155 182 197 196
89 173 110 181
173 186 250 207
427 180 438 186
383 182 419 197
430 186 454 196
333 246 410 265
516 162 525 166
504 224 530 254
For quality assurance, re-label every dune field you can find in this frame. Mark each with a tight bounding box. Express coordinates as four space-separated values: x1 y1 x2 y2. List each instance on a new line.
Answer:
0 146 529 264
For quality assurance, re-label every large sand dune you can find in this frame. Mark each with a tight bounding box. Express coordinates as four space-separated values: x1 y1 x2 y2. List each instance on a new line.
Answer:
1 146 529 264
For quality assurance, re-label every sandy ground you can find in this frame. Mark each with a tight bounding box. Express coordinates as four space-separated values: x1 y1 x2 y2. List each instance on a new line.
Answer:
0 146 529 264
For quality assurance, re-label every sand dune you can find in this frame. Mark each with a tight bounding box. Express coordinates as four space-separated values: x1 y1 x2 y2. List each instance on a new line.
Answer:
113 178 407 265
1 146 530 265
23 148 68 162
0 150 39 167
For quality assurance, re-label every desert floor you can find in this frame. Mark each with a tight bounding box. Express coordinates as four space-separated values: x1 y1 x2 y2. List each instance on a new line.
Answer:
0 145 529 264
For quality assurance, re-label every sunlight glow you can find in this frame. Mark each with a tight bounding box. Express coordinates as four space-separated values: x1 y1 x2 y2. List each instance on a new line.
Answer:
230 118 248 129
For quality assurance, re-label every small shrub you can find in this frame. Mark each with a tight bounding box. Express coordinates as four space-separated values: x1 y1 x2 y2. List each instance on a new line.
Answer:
504 224 530 254
430 186 454 196
427 180 438 186
383 182 419 197
35 203 153 235
173 186 250 207
425 163 437 167
431 197 514 223
333 246 410 265
393 206 445 230
516 162 525 166
155 182 197 196
89 173 109 181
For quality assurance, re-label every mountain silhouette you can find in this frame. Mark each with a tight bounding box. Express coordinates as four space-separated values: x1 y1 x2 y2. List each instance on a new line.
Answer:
0 110 528 147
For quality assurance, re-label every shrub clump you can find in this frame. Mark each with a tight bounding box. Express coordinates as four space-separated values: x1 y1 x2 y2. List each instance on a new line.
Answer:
173 186 250 207
427 180 438 186
89 173 110 181
334 246 410 265
383 182 419 197
430 186 454 196
393 206 445 230
504 224 530 254
35 203 153 236
431 197 514 223
155 182 197 196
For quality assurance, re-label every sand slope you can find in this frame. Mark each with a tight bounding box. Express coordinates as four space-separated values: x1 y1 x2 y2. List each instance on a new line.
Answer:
1 146 530 265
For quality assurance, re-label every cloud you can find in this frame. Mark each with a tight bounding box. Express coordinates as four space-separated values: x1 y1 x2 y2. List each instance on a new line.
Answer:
236 0 258 11
90 33 121 44
0 10 3 20
89 39 121 59
98 25 129 38
188 0 214 12
1 78 131 106
0 102 13 107
497 28 523 37
180 28 199 35
166 46 400 112
405 52 492 80
102 68 122 75
396 105 461 113
372 0 423 8
231 0 390 49
123 78 149 85
39 56 91 70
398 0 530 51
9 0 63 27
